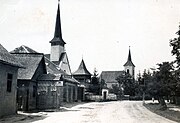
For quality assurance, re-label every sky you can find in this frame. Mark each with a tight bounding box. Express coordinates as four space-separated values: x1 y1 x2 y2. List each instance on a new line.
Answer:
0 0 180 78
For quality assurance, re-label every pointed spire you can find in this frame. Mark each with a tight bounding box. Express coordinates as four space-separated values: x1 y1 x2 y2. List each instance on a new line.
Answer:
128 46 132 62
124 46 135 67
54 2 61 38
50 0 66 45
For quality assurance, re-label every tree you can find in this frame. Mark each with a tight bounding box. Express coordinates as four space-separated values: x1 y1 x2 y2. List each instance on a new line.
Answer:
116 72 136 96
153 62 175 109
89 68 100 94
169 24 180 103
91 68 99 85
170 24 180 67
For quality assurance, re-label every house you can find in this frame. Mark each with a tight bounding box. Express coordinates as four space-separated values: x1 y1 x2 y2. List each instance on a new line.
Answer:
0 44 23 117
11 53 47 111
37 74 63 109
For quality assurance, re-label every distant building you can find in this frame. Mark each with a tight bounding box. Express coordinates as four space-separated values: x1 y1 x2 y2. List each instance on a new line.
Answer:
100 47 135 90
0 44 23 117
123 47 135 78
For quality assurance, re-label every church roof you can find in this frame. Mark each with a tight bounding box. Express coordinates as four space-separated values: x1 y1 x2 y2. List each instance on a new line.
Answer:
73 59 91 76
0 44 23 68
124 48 135 67
50 2 66 45
100 71 125 83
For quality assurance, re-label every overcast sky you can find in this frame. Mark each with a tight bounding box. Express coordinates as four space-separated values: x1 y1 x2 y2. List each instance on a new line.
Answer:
0 0 180 77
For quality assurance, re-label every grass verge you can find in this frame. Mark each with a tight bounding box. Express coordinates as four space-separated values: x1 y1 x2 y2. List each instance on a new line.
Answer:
144 102 180 122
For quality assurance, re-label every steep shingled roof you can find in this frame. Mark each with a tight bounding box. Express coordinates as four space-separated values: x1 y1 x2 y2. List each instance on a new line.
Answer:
100 71 125 83
0 44 23 67
10 45 38 53
12 53 45 80
73 59 91 75
11 45 66 76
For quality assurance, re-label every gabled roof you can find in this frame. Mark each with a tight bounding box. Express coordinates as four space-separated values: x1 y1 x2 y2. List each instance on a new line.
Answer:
124 48 135 67
10 45 38 53
50 2 66 45
100 71 125 83
73 59 91 76
0 44 23 67
12 53 45 80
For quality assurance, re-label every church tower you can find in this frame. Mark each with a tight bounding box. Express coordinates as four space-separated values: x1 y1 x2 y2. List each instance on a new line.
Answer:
124 47 135 78
50 1 66 63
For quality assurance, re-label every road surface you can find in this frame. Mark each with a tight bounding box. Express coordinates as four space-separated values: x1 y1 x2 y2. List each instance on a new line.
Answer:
1 101 177 123
31 101 176 123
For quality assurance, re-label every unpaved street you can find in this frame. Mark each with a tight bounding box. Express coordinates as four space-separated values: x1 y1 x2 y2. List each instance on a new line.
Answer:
31 101 176 123
1 101 177 123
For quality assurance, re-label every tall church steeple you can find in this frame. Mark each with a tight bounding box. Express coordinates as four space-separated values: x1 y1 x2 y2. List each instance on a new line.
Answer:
124 46 135 78
50 1 66 62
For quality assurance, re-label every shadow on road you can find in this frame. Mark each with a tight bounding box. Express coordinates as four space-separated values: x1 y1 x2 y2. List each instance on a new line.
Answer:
0 113 47 123
0 102 87 123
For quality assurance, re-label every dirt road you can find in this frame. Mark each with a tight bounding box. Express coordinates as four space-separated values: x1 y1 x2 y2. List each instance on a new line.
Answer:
32 101 176 123
1 101 177 123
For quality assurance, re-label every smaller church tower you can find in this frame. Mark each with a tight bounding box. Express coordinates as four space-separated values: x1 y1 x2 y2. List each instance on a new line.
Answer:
124 47 135 78
73 59 91 83
50 1 66 63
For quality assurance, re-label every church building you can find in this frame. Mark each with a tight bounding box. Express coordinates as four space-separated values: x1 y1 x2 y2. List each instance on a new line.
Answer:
100 47 135 89
46 2 71 75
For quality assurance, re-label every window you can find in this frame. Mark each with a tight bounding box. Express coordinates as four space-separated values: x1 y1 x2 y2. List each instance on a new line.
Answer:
7 73 13 92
